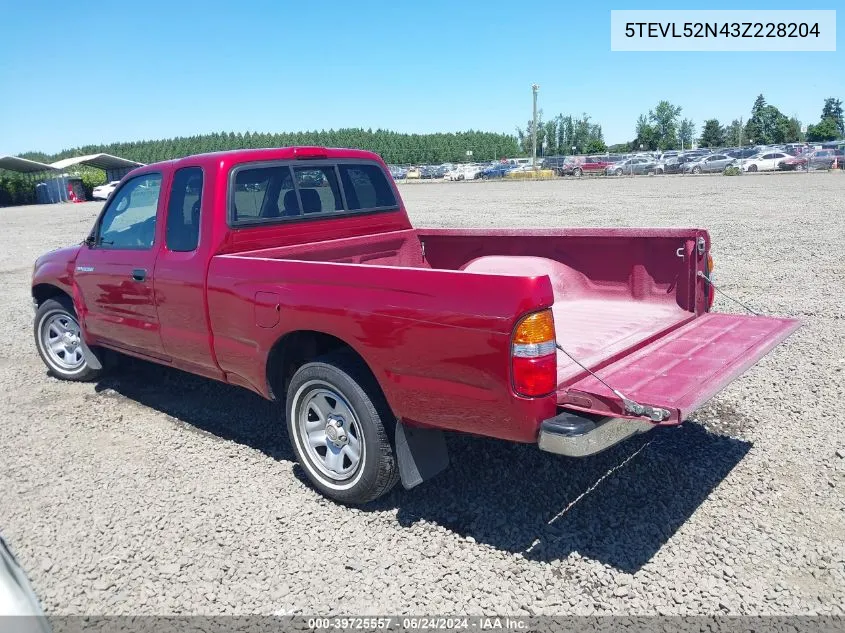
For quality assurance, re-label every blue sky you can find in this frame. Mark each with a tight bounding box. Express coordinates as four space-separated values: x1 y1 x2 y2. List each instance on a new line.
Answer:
0 1 841 155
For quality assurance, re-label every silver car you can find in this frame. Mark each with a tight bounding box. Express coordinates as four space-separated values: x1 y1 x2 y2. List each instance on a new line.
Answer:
606 157 662 176
683 153 736 174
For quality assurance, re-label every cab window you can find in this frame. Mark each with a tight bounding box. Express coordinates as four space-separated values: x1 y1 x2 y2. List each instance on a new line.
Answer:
166 167 203 252
98 173 162 249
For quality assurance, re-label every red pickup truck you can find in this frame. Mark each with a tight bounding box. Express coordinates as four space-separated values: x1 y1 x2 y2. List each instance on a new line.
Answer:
31 147 799 504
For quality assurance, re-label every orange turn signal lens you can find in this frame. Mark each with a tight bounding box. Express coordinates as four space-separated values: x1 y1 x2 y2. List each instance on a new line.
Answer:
513 309 555 345
707 253 714 273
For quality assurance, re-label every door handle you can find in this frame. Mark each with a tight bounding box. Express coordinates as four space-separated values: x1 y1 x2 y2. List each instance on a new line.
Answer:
131 268 147 282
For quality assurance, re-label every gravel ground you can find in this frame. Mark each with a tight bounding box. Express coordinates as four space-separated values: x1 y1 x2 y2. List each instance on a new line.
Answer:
1 173 844 615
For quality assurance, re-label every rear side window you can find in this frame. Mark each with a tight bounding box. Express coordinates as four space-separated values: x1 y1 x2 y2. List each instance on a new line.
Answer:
166 167 203 252
338 164 397 210
229 160 397 226
233 166 298 221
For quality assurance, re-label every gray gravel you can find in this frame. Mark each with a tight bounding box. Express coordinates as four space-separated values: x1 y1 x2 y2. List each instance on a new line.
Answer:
1 173 844 615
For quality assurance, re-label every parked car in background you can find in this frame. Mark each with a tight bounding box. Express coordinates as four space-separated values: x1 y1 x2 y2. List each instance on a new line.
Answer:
660 156 685 174
606 157 662 176
462 164 484 180
683 154 736 174
92 181 120 200
779 149 841 171
541 156 569 172
724 148 758 159
564 156 614 176
405 167 421 179
443 167 463 181
480 163 516 179
388 165 407 180
741 151 790 172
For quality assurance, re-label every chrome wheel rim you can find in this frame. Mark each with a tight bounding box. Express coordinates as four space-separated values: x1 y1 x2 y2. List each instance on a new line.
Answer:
296 383 364 482
41 312 85 371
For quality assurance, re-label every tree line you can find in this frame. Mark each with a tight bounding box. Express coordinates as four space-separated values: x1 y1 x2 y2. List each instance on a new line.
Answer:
516 113 608 155
2 94 843 207
21 129 521 168
623 95 843 152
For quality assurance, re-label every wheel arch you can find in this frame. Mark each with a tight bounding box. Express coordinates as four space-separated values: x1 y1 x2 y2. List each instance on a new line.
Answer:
32 283 70 307
265 330 387 407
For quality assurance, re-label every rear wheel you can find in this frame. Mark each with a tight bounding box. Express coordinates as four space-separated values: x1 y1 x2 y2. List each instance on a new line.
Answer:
747 164 758 172
286 352 399 504
692 166 702 174
573 167 582 177
614 168 623 176
34 296 102 381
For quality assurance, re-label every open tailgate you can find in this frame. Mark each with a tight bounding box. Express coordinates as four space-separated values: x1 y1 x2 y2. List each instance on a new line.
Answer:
558 313 801 423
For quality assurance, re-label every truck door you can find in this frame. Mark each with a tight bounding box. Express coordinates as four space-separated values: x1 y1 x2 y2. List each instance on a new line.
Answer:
73 171 168 359
152 166 223 380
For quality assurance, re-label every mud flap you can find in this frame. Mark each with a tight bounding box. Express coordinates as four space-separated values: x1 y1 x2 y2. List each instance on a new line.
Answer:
395 421 449 489
80 339 103 371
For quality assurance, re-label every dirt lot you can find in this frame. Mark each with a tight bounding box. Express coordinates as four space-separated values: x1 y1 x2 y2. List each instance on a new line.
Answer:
1 173 844 615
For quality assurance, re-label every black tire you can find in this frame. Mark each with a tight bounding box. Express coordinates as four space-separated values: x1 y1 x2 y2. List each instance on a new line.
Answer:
573 167 582 177
747 164 758 172
286 352 399 504
692 166 701 174
34 296 102 382
614 168 623 176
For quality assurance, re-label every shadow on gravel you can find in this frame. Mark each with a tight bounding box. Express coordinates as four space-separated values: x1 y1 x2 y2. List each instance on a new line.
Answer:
93 358 295 462
380 422 752 573
94 358 751 573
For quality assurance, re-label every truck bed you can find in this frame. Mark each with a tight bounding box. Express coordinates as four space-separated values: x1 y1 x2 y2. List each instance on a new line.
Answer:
233 226 699 389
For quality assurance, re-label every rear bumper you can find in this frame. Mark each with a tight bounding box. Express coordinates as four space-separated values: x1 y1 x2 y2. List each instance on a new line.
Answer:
538 411 654 457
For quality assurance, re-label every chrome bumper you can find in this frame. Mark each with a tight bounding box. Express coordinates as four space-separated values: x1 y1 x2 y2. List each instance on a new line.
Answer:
538 411 655 457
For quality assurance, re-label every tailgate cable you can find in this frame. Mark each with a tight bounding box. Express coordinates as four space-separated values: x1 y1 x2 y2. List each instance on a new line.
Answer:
696 271 761 316
554 342 670 422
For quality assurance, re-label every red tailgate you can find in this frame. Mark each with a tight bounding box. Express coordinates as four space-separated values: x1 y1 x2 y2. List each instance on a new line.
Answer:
558 313 801 423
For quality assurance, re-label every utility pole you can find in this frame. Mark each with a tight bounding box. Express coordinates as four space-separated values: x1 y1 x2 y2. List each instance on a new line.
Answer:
531 84 539 171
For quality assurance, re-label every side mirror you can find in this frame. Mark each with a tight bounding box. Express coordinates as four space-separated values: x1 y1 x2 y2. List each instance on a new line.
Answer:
83 235 97 248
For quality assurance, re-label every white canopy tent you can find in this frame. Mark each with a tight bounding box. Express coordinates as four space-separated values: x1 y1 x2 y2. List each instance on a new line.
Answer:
50 153 144 182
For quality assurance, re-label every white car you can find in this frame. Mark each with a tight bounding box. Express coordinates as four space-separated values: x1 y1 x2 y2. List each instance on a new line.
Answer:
92 180 120 200
462 165 483 180
0 536 51 632
741 152 790 172
443 167 464 181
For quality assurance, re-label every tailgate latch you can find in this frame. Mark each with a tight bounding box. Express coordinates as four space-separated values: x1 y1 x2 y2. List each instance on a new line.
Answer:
621 398 670 422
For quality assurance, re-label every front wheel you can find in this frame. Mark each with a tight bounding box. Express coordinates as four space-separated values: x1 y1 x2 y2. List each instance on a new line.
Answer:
747 164 758 172
614 168 623 176
691 166 701 174
286 353 399 504
34 296 102 381
573 167 582 177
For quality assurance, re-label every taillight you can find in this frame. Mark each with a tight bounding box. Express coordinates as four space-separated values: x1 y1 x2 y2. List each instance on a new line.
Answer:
512 309 557 397
705 253 715 310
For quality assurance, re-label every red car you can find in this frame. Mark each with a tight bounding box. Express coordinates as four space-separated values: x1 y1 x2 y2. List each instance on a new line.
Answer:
560 156 614 176
31 147 799 504
779 149 842 171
